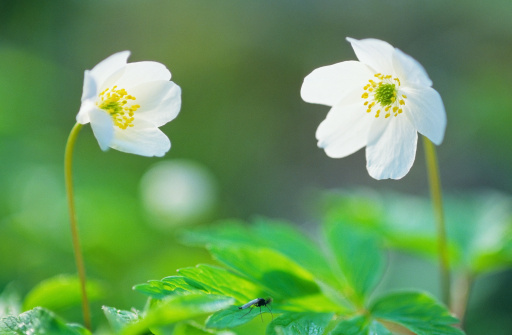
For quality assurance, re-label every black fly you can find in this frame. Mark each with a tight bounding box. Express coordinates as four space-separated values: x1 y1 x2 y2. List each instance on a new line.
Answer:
238 297 273 321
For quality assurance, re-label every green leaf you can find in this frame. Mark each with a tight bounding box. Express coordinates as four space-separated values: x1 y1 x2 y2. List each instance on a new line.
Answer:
376 191 512 274
181 219 257 247
22 274 103 311
133 276 207 299
370 291 465 335
173 321 236 335
325 221 383 304
121 293 234 335
267 312 333 335
209 245 320 299
251 218 338 288
0 285 21 318
184 218 339 289
178 264 261 303
329 315 392 335
321 191 384 230
0 307 90 335
205 305 263 329
102 306 142 333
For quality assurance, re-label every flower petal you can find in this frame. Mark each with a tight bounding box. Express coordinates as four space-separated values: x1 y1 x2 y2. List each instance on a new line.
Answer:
110 120 171 157
301 61 374 106
392 48 433 87
402 85 446 145
129 80 182 126
89 51 130 87
316 91 373 158
346 37 395 74
89 108 114 151
366 116 418 180
80 70 97 101
113 61 172 90
77 70 98 124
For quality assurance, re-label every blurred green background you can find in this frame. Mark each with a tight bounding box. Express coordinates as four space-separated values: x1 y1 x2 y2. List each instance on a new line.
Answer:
0 0 511 333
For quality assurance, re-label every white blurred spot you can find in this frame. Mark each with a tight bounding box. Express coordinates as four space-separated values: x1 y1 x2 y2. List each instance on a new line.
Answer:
140 159 218 228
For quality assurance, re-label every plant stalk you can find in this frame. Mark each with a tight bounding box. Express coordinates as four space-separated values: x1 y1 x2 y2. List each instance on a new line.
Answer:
64 122 91 330
423 137 451 307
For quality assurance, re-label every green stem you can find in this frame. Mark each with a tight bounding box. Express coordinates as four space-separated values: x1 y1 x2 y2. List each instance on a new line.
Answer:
452 271 474 327
64 122 91 330
423 137 451 307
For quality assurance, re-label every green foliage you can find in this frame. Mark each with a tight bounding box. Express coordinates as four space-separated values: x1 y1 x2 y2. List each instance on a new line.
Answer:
324 221 384 305
267 312 333 335
0 307 90 335
122 218 463 335
22 275 104 312
121 293 234 335
329 315 392 335
322 190 512 275
0 285 21 318
102 306 142 333
370 291 464 335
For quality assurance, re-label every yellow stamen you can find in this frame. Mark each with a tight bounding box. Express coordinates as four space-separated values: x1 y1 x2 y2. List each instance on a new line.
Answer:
360 73 407 119
97 86 140 130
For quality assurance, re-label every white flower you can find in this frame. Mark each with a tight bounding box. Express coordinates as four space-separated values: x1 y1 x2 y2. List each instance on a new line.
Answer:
301 38 446 180
77 51 181 157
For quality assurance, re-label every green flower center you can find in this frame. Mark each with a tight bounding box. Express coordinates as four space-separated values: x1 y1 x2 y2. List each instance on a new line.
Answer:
375 83 397 106
361 74 407 118
97 86 140 130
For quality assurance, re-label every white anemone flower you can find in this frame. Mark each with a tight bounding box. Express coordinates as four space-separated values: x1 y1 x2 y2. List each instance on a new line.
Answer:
301 38 446 180
77 51 181 157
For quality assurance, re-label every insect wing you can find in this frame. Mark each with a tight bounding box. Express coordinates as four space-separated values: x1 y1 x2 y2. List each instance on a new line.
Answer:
239 298 260 309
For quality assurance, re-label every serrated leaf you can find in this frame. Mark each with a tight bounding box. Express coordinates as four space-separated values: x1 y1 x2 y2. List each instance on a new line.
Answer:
178 265 261 303
329 315 392 335
370 291 464 335
205 305 267 329
102 306 142 333
184 218 339 289
121 293 234 335
267 312 333 335
325 221 383 304
134 276 207 299
22 274 103 311
209 245 320 300
0 307 90 335
251 218 338 288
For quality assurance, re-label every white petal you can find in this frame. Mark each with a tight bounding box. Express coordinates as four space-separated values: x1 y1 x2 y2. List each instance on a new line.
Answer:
76 99 95 124
392 48 433 87
402 85 446 145
346 37 395 74
89 51 130 87
77 71 97 124
129 81 182 127
110 120 171 157
316 91 373 158
89 108 114 151
366 116 418 180
301 61 374 106
113 61 172 90
80 70 97 101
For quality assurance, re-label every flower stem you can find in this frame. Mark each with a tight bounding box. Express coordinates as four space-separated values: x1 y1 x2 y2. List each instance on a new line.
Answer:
64 122 91 330
423 137 450 307
452 271 474 327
